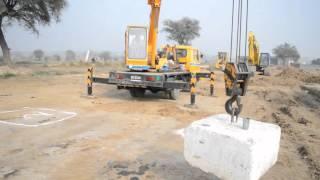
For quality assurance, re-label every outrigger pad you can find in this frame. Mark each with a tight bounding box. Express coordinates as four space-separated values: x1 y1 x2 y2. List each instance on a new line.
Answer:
184 114 281 180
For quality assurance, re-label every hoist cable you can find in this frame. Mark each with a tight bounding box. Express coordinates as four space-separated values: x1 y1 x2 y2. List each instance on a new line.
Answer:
235 0 241 63
229 0 235 62
244 0 249 61
238 0 243 63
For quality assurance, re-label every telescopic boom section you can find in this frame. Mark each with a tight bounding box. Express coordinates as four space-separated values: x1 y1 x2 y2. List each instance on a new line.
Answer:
248 32 260 66
147 0 161 69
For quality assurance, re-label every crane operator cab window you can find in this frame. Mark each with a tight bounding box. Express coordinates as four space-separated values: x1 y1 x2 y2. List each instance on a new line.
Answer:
176 49 187 62
127 27 148 60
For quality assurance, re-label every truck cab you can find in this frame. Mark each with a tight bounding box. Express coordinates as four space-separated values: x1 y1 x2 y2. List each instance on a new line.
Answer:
160 45 202 73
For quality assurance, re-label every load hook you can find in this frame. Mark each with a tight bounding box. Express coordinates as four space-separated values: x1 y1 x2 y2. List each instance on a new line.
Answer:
225 95 243 122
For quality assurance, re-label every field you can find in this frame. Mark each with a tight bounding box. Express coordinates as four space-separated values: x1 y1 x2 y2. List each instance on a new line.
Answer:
0 63 319 180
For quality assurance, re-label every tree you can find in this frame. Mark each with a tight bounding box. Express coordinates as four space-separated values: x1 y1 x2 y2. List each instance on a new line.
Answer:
0 0 67 65
65 50 76 61
52 54 61 61
311 58 320 65
162 17 201 45
99 51 111 61
272 43 300 66
33 49 44 61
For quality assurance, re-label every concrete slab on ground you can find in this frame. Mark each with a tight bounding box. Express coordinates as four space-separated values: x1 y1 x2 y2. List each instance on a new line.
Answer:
184 114 281 180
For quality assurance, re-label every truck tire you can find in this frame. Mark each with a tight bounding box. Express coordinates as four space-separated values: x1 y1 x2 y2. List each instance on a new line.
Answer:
169 89 180 100
129 88 146 98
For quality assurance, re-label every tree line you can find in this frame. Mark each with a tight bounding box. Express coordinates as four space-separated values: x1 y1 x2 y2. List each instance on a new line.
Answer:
30 49 115 62
32 49 76 61
311 58 320 65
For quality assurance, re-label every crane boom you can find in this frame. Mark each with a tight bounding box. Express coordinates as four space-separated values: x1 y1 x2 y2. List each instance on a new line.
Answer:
147 0 161 69
248 32 260 66
248 32 270 75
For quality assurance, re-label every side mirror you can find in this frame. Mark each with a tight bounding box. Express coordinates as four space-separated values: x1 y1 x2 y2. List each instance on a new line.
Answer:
200 54 204 59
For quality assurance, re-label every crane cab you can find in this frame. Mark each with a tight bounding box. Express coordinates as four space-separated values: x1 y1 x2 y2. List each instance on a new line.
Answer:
160 45 202 73
125 26 168 71
125 26 150 71
256 52 270 74
259 53 270 67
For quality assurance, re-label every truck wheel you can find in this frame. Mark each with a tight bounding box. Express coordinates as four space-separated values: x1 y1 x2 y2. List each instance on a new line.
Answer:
169 89 180 100
135 88 146 97
129 88 146 98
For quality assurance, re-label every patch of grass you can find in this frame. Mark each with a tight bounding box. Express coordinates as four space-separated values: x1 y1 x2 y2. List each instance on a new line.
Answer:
32 70 68 76
0 72 16 79
32 71 50 76
54 71 65 76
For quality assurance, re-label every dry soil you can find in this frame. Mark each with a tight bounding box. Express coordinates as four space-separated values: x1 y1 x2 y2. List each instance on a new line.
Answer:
0 64 319 180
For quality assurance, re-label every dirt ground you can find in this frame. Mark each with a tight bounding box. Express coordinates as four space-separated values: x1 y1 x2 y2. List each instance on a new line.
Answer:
0 64 319 180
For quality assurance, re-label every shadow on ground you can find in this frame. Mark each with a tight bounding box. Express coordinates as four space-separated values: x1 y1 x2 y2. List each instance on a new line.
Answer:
99 86 177 102
101 149 219 180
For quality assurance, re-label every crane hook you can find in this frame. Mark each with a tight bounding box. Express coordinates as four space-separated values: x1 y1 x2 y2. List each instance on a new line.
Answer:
225 95 243 123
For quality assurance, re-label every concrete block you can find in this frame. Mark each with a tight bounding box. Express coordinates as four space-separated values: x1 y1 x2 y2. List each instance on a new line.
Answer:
184 114 281 180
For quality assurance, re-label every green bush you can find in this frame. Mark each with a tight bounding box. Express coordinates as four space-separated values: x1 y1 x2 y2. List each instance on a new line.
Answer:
32 71 50 76
0 72 16 79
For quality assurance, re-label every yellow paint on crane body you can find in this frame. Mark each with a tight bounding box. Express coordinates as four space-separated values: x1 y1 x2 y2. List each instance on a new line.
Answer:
248 32 260 66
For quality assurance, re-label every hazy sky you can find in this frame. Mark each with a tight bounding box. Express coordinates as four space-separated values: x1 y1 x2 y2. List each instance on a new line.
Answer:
6 0 320 58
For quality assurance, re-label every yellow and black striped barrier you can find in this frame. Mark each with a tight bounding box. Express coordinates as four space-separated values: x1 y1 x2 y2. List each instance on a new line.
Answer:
190 73 197 105
210 72 216 96
87 67 93 95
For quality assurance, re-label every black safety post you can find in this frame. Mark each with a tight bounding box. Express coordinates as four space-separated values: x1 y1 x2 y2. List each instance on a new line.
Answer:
190 73 197 105
87 67 93 95
210 72 216 96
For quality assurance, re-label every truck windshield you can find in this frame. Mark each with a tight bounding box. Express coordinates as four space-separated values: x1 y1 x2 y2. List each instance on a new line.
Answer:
128 27 147 59
176 49 187 59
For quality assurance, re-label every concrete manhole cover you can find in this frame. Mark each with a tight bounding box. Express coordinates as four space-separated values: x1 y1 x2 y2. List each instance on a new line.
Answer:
0 107 77 127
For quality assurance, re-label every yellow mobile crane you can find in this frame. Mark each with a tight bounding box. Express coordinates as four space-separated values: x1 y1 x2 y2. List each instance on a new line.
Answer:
87 0 251 119
248 32 271 75
89 0 209 100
